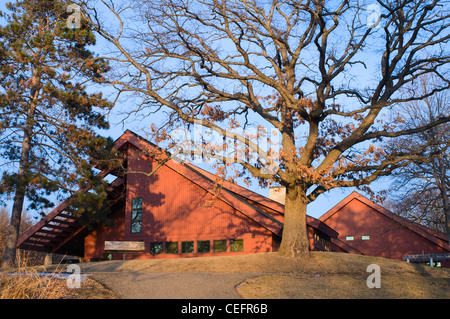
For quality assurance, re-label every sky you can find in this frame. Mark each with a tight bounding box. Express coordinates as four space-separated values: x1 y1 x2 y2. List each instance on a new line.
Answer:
0 0 395 220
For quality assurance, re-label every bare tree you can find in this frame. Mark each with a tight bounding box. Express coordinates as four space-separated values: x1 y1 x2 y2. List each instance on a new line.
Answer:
82 0 450 256
387 74 450 246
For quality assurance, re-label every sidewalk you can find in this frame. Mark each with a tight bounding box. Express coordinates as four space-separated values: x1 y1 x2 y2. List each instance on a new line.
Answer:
91 271 258 299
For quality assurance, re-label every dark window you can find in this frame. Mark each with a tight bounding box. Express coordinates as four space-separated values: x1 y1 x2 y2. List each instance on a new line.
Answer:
197 240 210 253
181 241 194 254
165 242 178 254
314 233 330 251
213 240 227 253
230 239 244 252
150 242 163 255
131 197 143 233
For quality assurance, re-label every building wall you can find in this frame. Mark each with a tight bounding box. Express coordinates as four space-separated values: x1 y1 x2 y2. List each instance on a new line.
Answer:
83 145 334 261
323 198 448 260
85 146 277 261
84 203 126 261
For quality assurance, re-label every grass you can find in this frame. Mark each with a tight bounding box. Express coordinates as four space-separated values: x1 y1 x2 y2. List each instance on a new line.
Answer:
0 271 118 299
0 261 68 299
237 273 449 299
74 251 450 299
0 272 67 299
6 252 450 299
0 258 118 299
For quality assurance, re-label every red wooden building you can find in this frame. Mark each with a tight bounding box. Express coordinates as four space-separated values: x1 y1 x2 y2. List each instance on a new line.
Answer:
318 191 450 267
17 130 337 261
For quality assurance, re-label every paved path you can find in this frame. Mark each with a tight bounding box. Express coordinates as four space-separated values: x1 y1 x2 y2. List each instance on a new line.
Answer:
91 272 258 299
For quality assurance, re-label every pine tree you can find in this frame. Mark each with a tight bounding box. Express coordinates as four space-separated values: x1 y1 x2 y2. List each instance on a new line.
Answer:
0 0 113 268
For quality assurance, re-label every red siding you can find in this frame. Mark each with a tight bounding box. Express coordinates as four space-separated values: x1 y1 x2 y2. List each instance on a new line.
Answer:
84 146 276 261
83 135 336 261
85 203 125 261
16 131 338 260
322 197 448 260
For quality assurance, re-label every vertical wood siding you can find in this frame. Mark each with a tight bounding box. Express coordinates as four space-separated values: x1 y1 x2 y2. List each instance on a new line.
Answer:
324 198 449 260
85 146 276 260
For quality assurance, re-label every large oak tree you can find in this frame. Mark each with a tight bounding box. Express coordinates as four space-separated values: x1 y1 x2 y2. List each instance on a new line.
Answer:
82 0 450 256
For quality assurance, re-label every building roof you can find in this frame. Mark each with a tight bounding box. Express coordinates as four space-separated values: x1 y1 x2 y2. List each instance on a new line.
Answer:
115 130 337 238
17 130 337 254
17 175 125 254
319 191 449 251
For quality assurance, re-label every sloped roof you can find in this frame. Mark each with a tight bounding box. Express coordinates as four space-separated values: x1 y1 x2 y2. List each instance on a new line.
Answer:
319 191 449 250
184 163 337 238
115 130 337 238
330 237 364 255
17 130 338 254
17 175 125 254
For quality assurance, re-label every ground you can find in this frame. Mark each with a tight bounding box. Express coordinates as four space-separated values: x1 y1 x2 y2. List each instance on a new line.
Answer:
45 251 450 299
60 276 119 299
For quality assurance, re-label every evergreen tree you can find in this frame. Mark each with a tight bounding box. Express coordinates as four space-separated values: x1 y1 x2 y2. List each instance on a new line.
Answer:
0 0 113 268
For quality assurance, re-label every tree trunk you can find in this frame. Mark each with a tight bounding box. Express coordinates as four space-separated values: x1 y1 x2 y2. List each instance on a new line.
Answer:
2 178 28 269
1 131 33 268
1 70 40 269
278 185 310 257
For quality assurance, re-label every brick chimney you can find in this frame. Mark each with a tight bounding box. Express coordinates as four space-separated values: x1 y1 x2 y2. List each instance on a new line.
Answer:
269 186 286 205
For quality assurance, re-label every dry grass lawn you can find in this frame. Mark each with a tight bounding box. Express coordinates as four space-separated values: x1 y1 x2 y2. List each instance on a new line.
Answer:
9 251 447 299
64 251 450 299
0 272 118 299
0 265 118 299
236 273 449 299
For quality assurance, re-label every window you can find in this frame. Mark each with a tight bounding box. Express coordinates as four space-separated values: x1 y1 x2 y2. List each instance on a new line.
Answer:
345 236 354 241
150 242 163 255
131 197 143 233
313 233 330 251
230 239 244 252
197 240 210 253
181 241 194 254
361 235 370 240
165 241 178 254
213 240 227 253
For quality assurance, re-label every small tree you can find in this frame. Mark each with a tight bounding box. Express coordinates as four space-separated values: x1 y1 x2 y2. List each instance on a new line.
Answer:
83 0 450 257
0 0 113 268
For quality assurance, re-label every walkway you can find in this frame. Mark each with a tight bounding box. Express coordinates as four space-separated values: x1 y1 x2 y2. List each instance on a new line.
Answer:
91 272 257 299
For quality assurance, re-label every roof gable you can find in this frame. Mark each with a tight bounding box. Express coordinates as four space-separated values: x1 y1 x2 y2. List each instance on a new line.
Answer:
115 130 283 235
18 130 339 254
115 130 337 238
319 191 448 250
